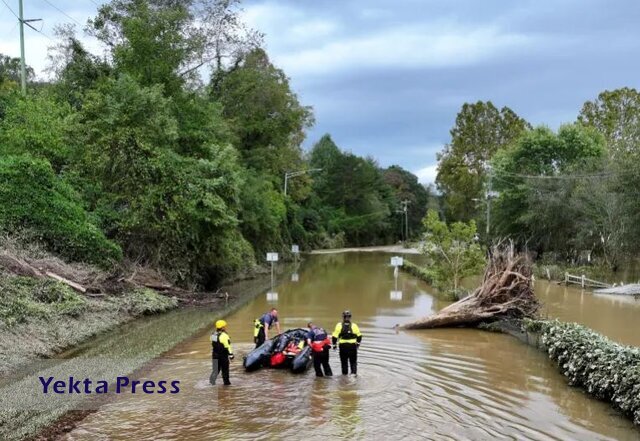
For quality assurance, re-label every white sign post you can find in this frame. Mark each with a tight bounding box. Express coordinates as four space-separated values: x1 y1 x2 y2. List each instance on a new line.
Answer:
267 252 279 289
291 244 299 264
291 272 299 282
390 291 403 301
266 292 278 302
390 256 404 295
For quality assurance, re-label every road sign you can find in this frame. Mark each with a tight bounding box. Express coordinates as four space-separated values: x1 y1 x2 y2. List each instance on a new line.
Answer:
291 273 299 282
266 292 278 302
266 252 279 262
390 291 403 301
390 256 404 267
291 244 299 254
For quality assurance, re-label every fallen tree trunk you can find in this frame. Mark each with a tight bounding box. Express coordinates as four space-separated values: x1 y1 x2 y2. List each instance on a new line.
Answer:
45 272 87 293
404 245 540 329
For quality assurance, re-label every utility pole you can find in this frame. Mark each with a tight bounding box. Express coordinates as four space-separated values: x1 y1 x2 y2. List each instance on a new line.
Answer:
15 0 42 95
400 200 410 243
283 168 322 196
19 0 26 95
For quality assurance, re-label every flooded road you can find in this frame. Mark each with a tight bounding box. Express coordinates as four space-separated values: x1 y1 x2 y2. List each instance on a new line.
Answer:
65 253 640 440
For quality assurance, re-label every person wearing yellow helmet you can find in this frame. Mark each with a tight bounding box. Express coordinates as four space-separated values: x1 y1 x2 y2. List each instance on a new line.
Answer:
210 319 234 386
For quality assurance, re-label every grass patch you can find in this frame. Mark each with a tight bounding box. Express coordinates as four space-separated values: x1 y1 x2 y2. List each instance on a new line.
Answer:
0 275 87 327
115 288 178 316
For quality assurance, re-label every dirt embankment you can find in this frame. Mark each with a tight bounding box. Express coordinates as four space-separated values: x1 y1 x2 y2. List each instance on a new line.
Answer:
0 243 262 377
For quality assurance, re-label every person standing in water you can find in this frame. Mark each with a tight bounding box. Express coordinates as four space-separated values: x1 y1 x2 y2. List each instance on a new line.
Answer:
253 308 281 348
306 322 333 377
332 310 362 375
210 320 234 385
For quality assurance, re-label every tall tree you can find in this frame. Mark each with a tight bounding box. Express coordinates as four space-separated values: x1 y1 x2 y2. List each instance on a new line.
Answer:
578 87 640 158
212 48 313 178
309 135 394 245
382 165 429 240
436 101 530 222
0 54 34 85
88 0 261 97
491 124 606 256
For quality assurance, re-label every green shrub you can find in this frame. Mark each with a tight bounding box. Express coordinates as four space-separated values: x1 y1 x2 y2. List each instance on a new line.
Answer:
524 319 640 425
0 155 122 266
401 259 459 300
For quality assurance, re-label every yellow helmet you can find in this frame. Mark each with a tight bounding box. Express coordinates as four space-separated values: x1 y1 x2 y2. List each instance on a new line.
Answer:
215 319 227 329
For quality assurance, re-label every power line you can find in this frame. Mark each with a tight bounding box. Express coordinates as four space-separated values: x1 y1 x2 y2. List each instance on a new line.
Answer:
41 0 83 26
0 0 18 18
498 170 614 180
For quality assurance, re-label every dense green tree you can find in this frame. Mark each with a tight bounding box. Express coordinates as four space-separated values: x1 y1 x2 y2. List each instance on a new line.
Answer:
436 101 530 222
491 124 606 256
578 87 640 157
48 31 112 109
0 54 34 87
0 92 71 171
67 75 251 281
309 135 394 245
212 49 313 177
382 165 429 240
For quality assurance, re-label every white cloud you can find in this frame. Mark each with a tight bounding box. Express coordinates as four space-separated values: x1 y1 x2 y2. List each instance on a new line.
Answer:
414 164 439 184
276 24 534 76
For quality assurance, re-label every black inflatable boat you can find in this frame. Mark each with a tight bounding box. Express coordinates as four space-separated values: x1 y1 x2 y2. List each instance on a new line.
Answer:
243 328 313 373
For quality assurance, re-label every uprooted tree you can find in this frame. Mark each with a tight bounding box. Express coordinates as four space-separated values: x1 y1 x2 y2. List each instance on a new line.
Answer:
404 244 540 329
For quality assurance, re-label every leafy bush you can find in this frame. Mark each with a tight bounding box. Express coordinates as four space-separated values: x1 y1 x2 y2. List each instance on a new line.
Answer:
524 319 640 425
0 92 71 171
0 155 122 266
401 259 461 300
0 276 87 327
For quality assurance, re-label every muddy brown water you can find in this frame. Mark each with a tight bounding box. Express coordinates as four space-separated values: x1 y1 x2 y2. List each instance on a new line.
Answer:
64 253 640 440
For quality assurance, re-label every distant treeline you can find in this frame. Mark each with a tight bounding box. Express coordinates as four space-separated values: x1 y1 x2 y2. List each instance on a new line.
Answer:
435 90 640 270
0 0 435 286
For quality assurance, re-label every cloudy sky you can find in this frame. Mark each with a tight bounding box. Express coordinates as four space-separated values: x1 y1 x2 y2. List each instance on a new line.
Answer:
1 0 639 183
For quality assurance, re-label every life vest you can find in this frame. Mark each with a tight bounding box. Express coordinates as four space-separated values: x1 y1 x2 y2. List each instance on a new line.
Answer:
254 312 276 336
309 327 330 352
211 331 230 356
339 322 357 340
310 338 331 352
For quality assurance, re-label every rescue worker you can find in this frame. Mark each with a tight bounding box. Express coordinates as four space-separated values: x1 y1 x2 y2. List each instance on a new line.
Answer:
253 308 281 348
332 310 362 376
306 322 333 377
210 319 234 386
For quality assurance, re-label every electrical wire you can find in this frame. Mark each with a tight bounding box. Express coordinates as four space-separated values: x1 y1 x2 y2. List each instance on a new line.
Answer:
41 0 83 26
0 0 18 18
497 170 614 180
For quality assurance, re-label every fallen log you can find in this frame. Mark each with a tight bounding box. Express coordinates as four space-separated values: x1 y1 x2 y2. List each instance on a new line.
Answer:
404 245 540 329
45 272 87 294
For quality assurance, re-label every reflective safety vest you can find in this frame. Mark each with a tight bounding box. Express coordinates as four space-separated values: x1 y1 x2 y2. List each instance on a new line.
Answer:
332 322 362 344
211 331 233 357
253 313 277 337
